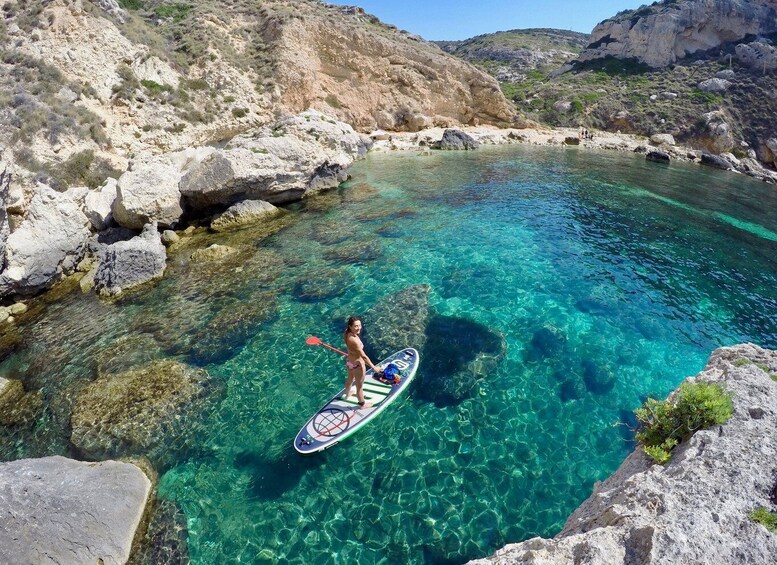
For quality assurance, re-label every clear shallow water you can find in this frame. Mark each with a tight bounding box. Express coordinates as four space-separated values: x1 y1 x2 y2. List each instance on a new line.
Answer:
2 145 777 563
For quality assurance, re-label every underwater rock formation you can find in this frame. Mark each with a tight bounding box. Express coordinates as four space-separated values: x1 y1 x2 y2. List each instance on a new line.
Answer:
70 359 219 463
363 284 432 359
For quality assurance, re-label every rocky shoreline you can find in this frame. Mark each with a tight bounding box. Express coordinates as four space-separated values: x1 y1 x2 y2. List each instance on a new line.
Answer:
470 343 777 564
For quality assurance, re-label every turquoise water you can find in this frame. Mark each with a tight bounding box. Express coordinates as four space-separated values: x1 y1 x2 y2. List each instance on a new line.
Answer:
2 145 777 563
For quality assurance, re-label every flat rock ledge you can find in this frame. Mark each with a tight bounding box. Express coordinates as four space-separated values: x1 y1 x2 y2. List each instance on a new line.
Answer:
0 456 151 565
470 343 777 565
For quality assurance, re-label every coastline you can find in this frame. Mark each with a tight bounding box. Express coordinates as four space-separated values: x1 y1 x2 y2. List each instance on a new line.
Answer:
369 125 777 185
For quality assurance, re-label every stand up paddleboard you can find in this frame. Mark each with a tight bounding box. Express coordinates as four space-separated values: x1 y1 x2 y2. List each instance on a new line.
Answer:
294 348 419 454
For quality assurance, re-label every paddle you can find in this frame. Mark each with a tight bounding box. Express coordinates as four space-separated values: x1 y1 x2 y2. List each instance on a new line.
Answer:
306 336 347 356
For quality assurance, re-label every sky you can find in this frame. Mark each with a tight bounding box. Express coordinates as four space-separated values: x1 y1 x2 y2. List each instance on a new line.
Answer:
329 0 648 40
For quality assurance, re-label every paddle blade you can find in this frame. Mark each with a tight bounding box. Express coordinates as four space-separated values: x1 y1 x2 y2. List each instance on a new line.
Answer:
306 336 322 346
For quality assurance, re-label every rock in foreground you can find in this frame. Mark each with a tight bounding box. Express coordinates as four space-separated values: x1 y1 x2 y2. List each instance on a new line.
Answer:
470 343 777 564
0 456 151 565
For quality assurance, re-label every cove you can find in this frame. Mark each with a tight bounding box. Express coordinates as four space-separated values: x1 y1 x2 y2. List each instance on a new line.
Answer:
1 145 776 564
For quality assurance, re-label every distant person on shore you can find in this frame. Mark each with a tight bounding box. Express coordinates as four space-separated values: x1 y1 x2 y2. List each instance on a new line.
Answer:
343 316 379 408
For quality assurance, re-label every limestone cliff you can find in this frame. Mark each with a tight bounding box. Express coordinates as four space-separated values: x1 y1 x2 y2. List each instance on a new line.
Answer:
271 9 520 132
470 343 777 564
579 0 777 68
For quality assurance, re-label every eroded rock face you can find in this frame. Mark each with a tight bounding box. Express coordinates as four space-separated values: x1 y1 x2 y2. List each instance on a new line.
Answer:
579 0 777 68
0 456 151 565
272 16 521 131
0 184 91 298
470 343 777 565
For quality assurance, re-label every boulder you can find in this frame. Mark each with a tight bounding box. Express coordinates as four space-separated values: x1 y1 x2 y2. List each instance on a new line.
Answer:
699 110 735 154
0 456 150 565
646 150 670 164
697 78 731 93
553 100 572 113
93 222 166 296
179 111 367 211
432 129 480 150
714 69 736 80
83 177 118 231
0 184 91 298
210 200 284 232
563 137 580 146
405 113 433 132
70 359 214 460
190 244 238 262
113 155 183 229
160 229 179 246
700 153 733 170
661 91 678 99
649 133 675 146
469 344 777 565
736 41 777 71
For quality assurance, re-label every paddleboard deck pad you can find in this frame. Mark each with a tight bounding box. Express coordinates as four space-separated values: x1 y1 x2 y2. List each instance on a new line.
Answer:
294 348 419 454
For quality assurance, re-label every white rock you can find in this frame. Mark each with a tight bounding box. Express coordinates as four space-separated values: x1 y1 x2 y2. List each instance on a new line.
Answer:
83 178 118 231
9 302 27 315
113 155 183 229
698 78 731 93
0 185 91 297
93 222 167 296
210 200 284 232
650 133 675 146
0 456 150 564
130 55 180 90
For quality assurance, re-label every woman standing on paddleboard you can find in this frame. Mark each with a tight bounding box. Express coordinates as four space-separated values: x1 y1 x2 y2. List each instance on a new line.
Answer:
343 317 379 408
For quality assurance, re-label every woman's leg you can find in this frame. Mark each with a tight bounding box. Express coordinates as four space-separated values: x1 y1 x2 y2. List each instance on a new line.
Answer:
355 360 373 408
344 365 357 400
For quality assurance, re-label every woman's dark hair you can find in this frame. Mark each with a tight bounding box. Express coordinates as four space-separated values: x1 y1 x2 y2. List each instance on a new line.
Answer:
345 316 361 334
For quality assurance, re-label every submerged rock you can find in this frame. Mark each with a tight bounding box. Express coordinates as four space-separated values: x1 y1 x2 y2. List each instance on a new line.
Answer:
0 456 151 565
293 268 353 302
418 314 506 406
470 343 777 564
190 244 239 263
323 240 383 265
363 284 431 359
646 150 670 164
0 377 42 426
130 498 190 565
526 325 567 362
188 292 279 365
70 359 217 461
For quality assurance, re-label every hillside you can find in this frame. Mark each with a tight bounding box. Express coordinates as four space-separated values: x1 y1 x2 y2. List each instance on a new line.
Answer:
436 28 589 83
442 1 777 171
0 0 520 193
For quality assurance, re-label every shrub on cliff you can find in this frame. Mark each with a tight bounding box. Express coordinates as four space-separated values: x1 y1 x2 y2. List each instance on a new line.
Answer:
635 380 733 464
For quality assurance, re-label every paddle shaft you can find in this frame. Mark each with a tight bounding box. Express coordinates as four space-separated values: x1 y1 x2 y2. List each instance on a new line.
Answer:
317 341 348 356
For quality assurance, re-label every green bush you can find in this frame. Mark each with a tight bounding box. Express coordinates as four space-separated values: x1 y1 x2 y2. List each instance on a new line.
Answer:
231 107 248 118
635 381 734 464
749 507 777 533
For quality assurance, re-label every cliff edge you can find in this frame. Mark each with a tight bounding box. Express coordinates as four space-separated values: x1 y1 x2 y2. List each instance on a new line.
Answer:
470 343 777 564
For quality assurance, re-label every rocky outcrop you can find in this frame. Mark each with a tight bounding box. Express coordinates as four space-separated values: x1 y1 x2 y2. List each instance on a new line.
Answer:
93 222 166 296
0 456 151 565
0 184 91 297
179 111 369 209
580 0 777 68
471 344 777 565
113 155 185 230
84 177 118 231
736 40 777 71
432 129 480 150
210 200 284 232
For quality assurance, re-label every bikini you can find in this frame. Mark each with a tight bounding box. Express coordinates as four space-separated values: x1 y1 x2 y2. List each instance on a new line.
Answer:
345 359 360 370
